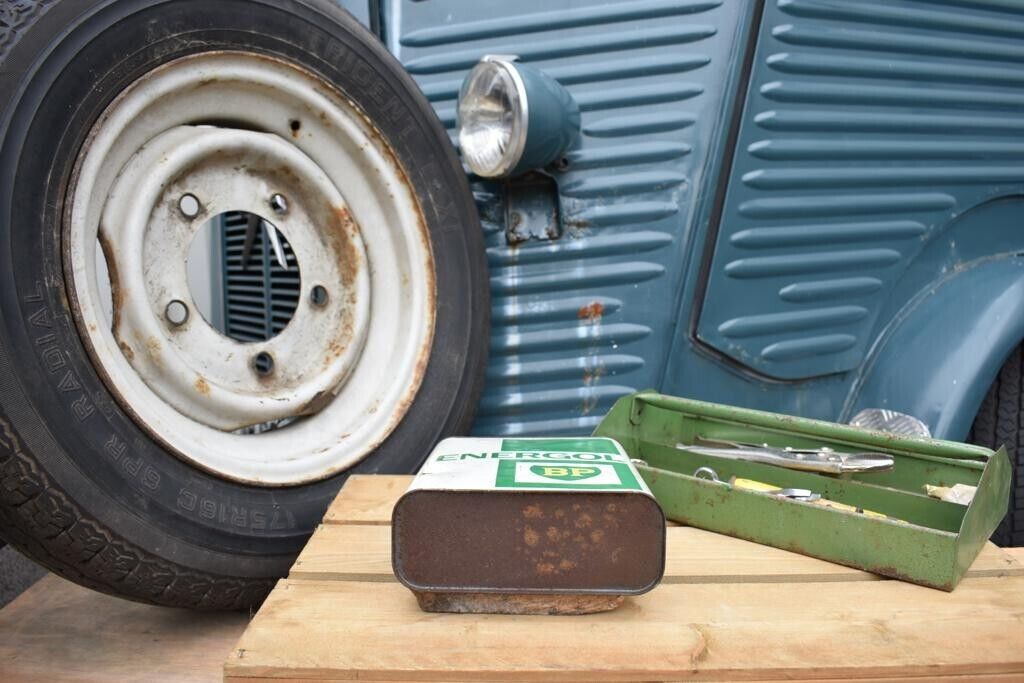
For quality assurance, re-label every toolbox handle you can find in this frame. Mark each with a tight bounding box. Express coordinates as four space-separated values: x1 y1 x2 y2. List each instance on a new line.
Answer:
629 392 993 463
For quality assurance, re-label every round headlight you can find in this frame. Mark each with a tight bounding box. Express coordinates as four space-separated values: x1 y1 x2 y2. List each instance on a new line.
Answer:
457 57 528 178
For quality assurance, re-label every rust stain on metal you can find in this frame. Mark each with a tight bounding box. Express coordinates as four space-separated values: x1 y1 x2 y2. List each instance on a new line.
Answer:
194 377 210 395
583 363 607 387
97 230 124 334
144 336 162 369
393 490 665 615
320 75 437 467
414 591 623 616
326 206 361 288
577 301 605 323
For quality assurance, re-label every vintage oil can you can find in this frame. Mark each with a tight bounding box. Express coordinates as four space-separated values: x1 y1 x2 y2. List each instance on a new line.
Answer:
391 437 666 615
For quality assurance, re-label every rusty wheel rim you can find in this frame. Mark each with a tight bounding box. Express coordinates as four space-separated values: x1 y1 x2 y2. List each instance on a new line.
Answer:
64 52 436 485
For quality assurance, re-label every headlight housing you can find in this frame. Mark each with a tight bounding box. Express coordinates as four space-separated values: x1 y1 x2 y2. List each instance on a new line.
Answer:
457 56 580 179
457 56 528 178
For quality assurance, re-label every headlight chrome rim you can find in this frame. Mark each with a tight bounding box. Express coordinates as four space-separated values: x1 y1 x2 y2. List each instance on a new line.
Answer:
457 55 530 178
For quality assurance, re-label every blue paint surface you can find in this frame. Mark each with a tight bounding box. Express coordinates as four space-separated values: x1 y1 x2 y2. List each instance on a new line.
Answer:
379 0 1024 441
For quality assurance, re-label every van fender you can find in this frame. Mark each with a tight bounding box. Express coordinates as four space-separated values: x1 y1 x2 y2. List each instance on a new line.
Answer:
844 255 1024 441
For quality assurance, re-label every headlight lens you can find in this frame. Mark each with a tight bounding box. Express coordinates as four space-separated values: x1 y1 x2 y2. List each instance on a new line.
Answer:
457 58 527 178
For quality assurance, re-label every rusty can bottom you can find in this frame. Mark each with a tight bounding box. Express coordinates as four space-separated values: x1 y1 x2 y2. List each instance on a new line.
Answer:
413 591 625 615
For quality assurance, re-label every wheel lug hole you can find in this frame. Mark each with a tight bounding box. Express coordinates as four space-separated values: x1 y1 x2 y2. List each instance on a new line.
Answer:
178 193 201 219
165 300 189 327
270 193 289 216
253 351 275 377
310 285 328 307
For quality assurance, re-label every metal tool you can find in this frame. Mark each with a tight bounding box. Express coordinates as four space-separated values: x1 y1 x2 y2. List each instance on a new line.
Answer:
675 437 894 474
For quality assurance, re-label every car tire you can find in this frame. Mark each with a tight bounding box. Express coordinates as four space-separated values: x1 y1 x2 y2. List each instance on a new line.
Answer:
968 345 1023 547
0 0 487 608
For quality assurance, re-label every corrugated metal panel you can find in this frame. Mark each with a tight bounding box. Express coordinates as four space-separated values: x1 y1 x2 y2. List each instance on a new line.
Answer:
697 0 1024 380
387 0 752 435
221 213 301 342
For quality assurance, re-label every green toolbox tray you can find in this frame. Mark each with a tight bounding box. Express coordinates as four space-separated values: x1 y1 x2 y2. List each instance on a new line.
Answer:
593 392 1011 590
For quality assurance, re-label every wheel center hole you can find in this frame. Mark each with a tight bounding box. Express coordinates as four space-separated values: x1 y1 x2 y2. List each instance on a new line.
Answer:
187 210 302 343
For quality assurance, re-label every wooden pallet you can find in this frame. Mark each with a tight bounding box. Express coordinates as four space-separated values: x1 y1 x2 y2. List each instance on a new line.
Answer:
226 475 1024 682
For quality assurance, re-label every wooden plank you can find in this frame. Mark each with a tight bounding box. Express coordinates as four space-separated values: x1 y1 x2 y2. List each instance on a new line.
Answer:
225 576 1024 682
1003 547 1024 564
323 475 409 525
0 574 248 682
291 522 1024 585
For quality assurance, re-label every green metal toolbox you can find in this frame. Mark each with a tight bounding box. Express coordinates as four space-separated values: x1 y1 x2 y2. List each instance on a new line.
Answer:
594 392 1011 591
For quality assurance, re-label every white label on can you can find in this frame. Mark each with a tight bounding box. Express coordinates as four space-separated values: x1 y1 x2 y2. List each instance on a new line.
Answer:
407 437 652 494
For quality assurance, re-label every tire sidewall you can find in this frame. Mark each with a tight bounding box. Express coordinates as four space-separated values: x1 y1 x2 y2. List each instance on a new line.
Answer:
0 0 486 581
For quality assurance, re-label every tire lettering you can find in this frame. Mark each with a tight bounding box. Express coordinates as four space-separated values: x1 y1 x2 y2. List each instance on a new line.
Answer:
57 370 81 393
140 468 160 491
269 507 295 531
122 452 142 476
199 499 216 520
23 280 44 303
105 434 127 460
41 346 65 372
175 490 287 531
105 434 162 491
28 306 51 328
177 489 197 512
71 395 94 422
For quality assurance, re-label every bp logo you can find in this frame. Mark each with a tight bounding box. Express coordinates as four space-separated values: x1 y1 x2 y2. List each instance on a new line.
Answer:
529 465 601 482
495 460 643 490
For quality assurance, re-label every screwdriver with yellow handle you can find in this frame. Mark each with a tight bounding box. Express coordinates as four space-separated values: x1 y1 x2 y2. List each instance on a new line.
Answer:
730 477 889 519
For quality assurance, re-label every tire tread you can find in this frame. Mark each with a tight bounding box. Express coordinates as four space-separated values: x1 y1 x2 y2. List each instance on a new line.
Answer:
0 415 273 609
968 345 1024 547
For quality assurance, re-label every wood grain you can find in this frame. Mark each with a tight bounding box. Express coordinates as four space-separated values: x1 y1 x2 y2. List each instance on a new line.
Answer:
225 474 1024 682
226 576 1024 682
291 522 1023 585
0 574 248 682
322 475 410 525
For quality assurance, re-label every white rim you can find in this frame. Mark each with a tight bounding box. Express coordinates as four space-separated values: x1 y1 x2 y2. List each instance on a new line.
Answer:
65 52 436 486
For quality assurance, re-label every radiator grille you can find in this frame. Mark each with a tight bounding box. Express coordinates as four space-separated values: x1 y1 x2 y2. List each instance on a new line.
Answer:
220 213 301 343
